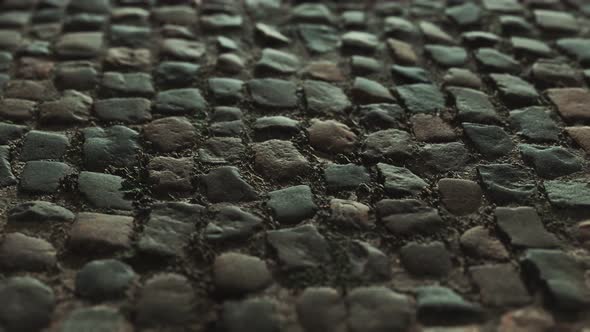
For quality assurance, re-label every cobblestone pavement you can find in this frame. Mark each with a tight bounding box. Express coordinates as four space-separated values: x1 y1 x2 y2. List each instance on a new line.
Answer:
0 0 590 331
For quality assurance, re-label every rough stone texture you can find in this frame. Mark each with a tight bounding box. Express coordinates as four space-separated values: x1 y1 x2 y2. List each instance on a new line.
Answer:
1 2 590 330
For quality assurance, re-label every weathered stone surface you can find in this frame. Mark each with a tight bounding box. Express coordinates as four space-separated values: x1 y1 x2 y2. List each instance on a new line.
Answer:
363 129 414 160
0 232 56 271
297 287 347 332
438 178 482 215
400 241 452 277
397 84 445 114
139 202 204 257
460 226 509 261
495 207 559 248
253 140 309 180
214 252 271 295
144 117 196 152
205 205 263 242
308 119 358 154
544 180 590 209
200 166 258 203
521 249 590 310
0 277 55 332
59 307 133 332
76 259 135 300
329 199 371 229
478 164 537 204
83 125 140 171
78 172 133 210
94 97 151 123
20 161 74 194
509 107 560 143
348 287 414 332
267 224 328 269
69 212 133 252
268 185 316 224
136 273 196 327
519 144 582 179
377 163 428 197
377 199 443 235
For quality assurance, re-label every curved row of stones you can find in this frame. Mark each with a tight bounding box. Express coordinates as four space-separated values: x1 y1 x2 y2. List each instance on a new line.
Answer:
0 0 589 331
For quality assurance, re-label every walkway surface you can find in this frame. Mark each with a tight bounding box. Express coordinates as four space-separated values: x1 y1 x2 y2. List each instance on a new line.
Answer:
0 0 589 331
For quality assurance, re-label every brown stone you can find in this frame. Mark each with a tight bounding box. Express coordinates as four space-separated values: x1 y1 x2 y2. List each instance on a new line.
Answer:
0 98 36 121
460 226 509 261
252 139 310 180
68 212 134 253
308 119 358 154
438 178 482 215
213 252 272 295
565 126 590 153
411 114 456 142
303 61 345 82
546 88 590 123
38 90 92 125
387 38 417 64
144 117 196 152
105 47 151 70
148 156 193 192
0 232 56 271
3 80 59 101
17 57 54 79
498 307 554 332
329 199 372 228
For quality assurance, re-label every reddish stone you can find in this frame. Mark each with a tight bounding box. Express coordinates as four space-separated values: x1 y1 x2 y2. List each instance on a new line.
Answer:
546 88 590 123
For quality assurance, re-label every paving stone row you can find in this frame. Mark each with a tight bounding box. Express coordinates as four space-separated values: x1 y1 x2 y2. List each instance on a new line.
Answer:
0 0 589 331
